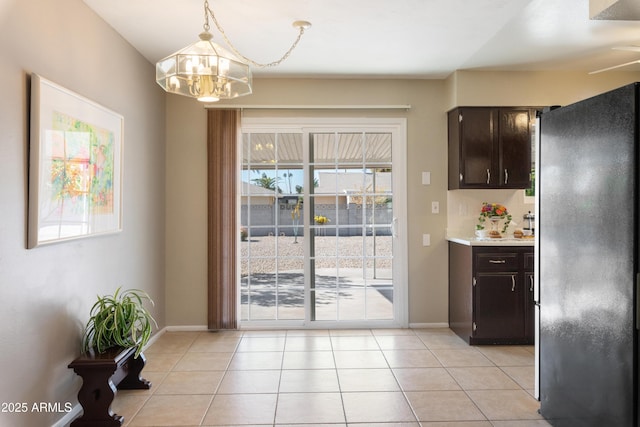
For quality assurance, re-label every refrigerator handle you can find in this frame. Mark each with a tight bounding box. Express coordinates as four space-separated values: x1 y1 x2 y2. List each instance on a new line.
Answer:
637 274 640 330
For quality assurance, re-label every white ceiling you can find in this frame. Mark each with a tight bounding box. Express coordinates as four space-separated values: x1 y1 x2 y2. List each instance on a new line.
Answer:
83 0 640 78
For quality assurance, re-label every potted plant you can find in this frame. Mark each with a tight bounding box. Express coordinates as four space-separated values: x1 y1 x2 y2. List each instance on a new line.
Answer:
82 287 157 358
477 202 513 238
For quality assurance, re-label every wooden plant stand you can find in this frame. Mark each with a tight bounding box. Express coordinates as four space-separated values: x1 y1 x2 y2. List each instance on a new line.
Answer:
68 346 151 427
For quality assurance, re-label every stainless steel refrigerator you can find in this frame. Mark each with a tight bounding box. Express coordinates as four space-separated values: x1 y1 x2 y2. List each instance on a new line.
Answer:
537 83 639 426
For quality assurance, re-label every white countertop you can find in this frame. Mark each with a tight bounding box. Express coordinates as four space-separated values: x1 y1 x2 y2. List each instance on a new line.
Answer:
447 235 535 247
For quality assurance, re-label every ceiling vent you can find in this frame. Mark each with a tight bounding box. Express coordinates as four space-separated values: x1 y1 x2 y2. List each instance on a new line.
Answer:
590 0 640 20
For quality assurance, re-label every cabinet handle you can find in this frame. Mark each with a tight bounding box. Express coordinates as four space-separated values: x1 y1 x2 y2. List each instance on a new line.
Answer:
504 168 508 184
489 259 506 264
486 169 491 184
459 173 463 182
511 275 516 292
529 275 534 292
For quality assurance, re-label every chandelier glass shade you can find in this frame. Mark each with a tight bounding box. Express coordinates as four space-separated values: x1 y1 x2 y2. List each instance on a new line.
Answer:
155 0 309 103
156 31 252 103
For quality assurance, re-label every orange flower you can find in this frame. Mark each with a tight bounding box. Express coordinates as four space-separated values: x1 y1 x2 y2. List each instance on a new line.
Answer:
477 202 513 233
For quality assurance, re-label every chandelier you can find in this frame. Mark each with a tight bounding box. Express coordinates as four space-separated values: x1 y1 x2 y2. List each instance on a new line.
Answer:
155 0 311 102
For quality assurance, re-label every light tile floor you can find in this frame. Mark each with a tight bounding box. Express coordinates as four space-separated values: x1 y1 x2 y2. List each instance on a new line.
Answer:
111 328 551 427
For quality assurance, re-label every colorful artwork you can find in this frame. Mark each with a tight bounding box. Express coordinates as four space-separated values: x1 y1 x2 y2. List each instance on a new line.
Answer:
28 74 122 248
50 111 115 215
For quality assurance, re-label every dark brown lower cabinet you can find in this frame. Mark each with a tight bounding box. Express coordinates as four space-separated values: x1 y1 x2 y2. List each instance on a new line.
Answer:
449 242 534 345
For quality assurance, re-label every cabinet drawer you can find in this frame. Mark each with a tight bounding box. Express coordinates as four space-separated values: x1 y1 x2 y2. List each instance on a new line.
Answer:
475 252 519 271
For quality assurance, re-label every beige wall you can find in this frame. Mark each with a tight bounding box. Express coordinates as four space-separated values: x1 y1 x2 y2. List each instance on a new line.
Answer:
165 79 450 326
448 70 640 108
0 0 166 425
165 96 208 326
166 72 640 328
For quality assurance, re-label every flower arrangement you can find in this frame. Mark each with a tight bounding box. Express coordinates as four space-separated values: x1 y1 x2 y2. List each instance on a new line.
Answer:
314 215 330 225
477 202 512 233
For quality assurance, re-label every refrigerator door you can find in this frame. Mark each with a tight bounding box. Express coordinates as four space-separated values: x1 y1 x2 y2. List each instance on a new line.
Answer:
538 83 638 426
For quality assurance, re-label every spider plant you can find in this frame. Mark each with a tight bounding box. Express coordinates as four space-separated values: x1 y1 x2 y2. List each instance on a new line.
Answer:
82 287 157 358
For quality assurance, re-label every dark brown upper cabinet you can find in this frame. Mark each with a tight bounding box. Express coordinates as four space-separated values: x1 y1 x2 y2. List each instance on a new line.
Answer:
448 107 534 189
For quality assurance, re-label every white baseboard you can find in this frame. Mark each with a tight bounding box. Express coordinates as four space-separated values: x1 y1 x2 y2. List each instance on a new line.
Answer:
409 322 450 329
143 326 168 349
162 324 452 331
165 325 209 332
51 403 82 427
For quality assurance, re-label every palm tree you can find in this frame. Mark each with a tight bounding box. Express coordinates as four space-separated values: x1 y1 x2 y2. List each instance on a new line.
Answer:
252 173 280 192
282 171 293 194
295 178 319 194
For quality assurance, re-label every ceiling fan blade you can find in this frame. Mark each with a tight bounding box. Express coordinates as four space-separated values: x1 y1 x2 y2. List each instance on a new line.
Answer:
612 46 640 52
589 59 640 74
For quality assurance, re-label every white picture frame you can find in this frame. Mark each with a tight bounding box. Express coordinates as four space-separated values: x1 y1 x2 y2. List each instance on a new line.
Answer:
28 74 123 248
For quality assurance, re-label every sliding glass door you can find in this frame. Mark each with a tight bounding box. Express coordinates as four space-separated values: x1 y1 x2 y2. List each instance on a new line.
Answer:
240 131 305 321
240 118 407 327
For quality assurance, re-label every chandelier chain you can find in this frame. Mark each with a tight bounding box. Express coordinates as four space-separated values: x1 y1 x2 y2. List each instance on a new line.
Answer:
203 0 211 32
204 1 307 68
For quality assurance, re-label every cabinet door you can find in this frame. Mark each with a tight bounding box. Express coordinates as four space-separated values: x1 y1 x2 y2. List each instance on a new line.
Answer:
498 108 532 188
524 272 535 343
474 272 525 340
459 108 495 187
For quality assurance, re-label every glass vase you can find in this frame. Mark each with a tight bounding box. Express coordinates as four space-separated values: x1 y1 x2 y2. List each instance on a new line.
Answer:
488 216 503 238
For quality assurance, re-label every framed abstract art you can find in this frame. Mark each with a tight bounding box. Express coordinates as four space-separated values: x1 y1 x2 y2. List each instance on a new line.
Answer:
28 74 123 248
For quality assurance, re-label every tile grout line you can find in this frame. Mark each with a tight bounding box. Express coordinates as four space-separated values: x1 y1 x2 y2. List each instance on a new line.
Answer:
200 330 244 426
448 344 542 424
271 331 288 427
332 328 348 425
121 329 541 426
126 331 204 426
415 332 493 424
381 329 427 425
